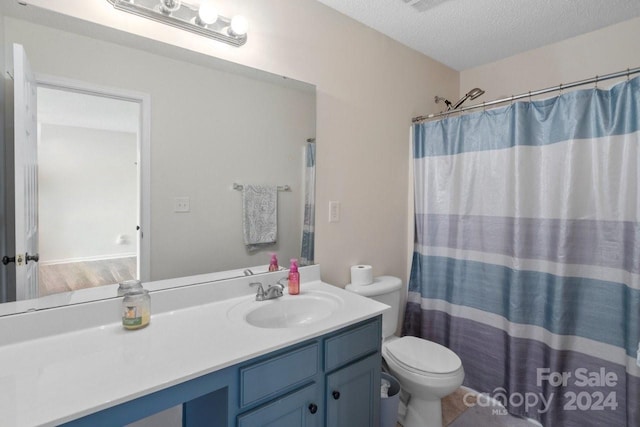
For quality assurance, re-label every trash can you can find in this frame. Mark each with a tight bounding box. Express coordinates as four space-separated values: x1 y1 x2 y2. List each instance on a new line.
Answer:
380 372 401 427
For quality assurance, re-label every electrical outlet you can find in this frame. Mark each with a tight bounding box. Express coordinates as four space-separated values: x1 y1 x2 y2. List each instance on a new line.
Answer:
116 234 129 245
329 201 340 223
174 197 190 213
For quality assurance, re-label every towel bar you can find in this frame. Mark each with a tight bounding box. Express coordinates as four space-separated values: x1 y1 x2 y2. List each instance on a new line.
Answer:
233 183 290 192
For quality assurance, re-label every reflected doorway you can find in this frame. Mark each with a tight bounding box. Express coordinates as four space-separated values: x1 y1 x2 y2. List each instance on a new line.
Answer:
36 85 143 296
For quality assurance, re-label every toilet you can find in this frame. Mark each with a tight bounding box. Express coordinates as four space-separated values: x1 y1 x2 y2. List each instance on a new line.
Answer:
346 276 464 427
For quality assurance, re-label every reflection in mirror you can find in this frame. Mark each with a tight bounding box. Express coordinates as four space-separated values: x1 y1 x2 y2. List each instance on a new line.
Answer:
0 3 316 314
37 88 141 297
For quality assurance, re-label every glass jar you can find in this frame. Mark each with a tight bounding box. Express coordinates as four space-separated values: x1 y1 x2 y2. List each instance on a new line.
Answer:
122 289 151 330
117 279 143 297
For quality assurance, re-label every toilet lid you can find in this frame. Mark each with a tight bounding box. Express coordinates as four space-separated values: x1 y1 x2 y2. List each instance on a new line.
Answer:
385 336 462 375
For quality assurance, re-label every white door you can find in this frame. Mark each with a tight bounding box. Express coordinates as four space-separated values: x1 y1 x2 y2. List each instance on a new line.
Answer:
13 43 39 300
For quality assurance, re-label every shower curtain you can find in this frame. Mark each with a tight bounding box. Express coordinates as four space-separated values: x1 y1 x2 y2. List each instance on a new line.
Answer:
404 76 640 427
300 141 315 265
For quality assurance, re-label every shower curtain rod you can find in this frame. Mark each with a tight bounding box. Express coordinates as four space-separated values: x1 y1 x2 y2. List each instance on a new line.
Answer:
412 66 640 124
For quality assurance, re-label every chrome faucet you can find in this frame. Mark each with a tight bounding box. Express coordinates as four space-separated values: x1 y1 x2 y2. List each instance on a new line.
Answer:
264 282 284 300
250 280 285 301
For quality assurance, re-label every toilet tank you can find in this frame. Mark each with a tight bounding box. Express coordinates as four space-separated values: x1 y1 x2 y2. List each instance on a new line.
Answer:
345 276 403 339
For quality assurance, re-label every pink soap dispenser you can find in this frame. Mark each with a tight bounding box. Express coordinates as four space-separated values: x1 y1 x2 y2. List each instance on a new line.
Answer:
268 253 279 272
288 258 299 295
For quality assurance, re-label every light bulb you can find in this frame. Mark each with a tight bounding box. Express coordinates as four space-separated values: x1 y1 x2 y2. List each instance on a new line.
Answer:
197 1 218 26
229 15 248 37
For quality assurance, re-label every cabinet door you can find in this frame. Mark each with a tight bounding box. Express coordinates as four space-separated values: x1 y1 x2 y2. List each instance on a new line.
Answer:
326 354 380 427
237 383 320 427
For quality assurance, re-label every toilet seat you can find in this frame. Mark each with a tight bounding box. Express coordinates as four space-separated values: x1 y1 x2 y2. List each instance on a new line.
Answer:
384 336 462 377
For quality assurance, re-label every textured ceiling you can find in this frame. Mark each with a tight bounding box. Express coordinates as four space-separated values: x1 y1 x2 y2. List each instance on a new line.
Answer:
316 0 640 71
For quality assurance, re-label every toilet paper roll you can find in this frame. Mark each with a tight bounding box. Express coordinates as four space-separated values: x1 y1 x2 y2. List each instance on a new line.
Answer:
351 265 373 286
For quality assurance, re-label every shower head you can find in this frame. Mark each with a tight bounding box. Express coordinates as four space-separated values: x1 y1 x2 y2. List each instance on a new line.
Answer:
451 87 485 110
467 88 485 100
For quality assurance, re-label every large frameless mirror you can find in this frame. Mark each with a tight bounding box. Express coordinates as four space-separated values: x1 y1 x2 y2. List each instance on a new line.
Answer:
0 2 316 315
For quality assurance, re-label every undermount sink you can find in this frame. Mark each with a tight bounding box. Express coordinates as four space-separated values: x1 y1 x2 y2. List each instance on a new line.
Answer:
227 291 344 329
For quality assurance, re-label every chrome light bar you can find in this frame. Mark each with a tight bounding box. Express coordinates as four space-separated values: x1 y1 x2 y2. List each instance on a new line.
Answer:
106 0 248 47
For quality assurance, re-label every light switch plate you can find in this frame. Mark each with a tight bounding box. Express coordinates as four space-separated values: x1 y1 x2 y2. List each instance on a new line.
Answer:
174 197 190 213
329 201 340 223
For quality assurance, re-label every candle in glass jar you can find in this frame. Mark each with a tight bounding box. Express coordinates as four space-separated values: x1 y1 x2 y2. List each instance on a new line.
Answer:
122 289 151 330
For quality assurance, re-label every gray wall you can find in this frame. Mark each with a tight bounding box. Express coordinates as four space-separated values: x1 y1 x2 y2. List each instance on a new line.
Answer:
38 124 137 263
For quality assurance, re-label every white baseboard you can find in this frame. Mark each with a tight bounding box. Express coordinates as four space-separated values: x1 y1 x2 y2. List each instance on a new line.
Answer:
40 253 137 266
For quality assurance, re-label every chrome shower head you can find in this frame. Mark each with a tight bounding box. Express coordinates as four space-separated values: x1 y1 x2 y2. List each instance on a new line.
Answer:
467 88 485 100
451 87 485 110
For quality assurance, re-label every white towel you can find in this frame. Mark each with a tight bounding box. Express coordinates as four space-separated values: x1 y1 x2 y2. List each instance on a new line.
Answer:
242 184 277 251
380 378 391 398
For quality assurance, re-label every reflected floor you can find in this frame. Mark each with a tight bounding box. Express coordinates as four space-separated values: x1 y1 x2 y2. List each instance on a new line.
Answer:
39 257 136 297
398 388 541 427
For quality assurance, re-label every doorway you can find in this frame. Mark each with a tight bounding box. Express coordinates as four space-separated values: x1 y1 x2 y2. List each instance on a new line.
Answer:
35 78 150 297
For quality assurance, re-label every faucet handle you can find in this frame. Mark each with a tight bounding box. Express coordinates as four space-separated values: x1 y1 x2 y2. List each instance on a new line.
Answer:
276 277 288 288
265 283 284 298
250 282 265 300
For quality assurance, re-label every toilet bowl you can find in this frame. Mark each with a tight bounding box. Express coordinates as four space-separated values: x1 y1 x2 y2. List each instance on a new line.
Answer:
383 336 464 427
345 276 464 427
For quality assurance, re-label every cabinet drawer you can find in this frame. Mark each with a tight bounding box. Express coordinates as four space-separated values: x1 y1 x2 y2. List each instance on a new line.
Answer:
240 343 319 408
324 317 381 372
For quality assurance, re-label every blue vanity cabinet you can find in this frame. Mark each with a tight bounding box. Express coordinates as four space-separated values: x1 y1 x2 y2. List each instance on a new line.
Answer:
325 354 380 427
235 341 323 427
324 317 382 427
61 316 381 427
234 316 382 427
236 383 320 427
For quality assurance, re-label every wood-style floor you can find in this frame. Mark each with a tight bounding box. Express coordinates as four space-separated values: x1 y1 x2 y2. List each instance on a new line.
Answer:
39 257 136 297
443 388 476 425
397 388 539 427
445 387 539 426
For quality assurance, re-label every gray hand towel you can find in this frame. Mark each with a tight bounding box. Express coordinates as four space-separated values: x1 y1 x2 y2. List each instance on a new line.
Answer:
242 184 277 251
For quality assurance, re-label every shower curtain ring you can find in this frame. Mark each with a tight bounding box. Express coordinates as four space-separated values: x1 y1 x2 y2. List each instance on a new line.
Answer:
528 91 532 102
595 75 599 89
627 68 631 81
559 83 563 95
510 95 514 105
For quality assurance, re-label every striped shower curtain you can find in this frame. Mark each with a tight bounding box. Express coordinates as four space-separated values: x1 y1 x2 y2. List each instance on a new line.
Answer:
300 141 315 265
404 77 640 426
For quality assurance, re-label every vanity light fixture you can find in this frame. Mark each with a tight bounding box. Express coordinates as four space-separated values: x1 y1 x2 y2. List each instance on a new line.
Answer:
106 0 248 47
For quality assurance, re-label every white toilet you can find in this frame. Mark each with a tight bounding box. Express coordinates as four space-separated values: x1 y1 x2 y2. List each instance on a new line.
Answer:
346 276 464 427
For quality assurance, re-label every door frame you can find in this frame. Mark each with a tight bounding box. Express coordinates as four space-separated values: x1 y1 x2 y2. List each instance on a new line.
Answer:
35 74 151 282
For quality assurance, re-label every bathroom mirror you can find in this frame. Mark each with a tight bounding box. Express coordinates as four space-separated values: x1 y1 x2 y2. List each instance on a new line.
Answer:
0 3 316 314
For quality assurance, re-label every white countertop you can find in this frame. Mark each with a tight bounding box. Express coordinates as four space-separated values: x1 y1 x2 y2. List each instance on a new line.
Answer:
0 266 388 427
